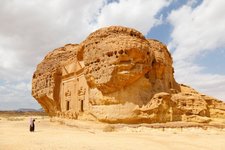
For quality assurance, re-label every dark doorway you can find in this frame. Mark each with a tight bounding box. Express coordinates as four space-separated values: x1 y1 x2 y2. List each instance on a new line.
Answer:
80 100 84 112
66 101 70 111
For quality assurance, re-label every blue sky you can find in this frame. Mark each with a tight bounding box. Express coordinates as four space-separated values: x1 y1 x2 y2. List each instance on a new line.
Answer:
148 0 225 75
0 0 225 110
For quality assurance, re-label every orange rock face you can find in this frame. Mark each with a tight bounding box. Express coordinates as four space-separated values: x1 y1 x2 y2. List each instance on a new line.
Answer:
32 26 225 123
32 44 78 115
78 27 153 94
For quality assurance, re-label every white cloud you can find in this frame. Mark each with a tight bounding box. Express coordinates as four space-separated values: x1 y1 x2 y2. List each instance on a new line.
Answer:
0 0 104 81
168 0 225 100
0 0 171 109
0 0 104 109
92 0 170 34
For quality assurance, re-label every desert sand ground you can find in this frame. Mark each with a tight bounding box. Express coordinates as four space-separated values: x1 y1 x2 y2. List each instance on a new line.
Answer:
0 113 225 150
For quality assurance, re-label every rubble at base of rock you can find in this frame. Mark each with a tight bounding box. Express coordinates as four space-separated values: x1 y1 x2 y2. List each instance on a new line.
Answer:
32 26 225 123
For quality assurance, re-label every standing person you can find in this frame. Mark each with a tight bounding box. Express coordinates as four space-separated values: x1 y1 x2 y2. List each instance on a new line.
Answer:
29 118 35 132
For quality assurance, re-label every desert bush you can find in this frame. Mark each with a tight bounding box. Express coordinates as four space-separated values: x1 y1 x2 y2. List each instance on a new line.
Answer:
103 125 115 132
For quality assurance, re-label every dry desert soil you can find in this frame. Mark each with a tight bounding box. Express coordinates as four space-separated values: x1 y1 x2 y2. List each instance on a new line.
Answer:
0 112 225 150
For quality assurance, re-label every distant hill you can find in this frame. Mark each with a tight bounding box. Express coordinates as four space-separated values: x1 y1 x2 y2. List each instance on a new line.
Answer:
16 108 44 112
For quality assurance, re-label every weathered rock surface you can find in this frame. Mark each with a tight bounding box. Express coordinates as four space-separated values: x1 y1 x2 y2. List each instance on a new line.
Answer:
32 44 78 115
32 26 225 124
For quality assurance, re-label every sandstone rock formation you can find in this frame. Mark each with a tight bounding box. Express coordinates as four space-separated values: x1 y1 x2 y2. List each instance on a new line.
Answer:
32 44 78 115
32 26 225 123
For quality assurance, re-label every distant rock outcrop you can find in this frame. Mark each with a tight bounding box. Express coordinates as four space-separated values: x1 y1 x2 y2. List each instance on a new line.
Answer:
32 26 225 123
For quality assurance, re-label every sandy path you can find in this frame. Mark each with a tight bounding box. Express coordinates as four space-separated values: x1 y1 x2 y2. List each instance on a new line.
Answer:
0 116 225 150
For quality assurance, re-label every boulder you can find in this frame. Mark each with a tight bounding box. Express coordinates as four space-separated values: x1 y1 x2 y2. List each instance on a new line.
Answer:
32 26 225 123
